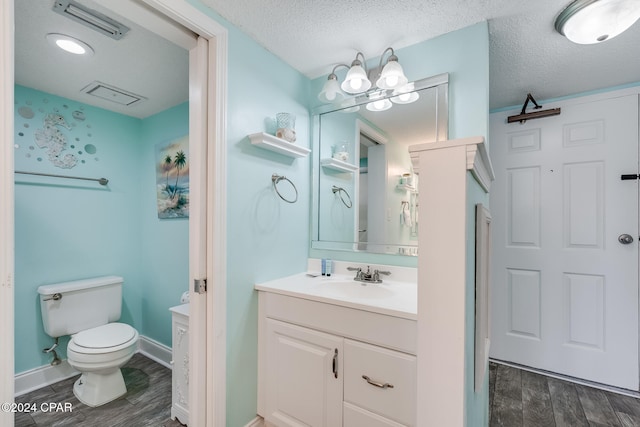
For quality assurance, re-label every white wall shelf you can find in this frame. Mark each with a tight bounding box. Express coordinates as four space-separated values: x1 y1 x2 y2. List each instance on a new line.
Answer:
321 158 358 173
249 132 310 158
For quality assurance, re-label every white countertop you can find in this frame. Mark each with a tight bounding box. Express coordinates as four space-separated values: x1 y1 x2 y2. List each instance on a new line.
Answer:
169 303 189 317
255 273 417 320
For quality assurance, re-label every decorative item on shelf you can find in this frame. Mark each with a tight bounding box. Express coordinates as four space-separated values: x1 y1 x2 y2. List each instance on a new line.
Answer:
555 0 640 44
275 112 296 143
332 142 350 162
317 47 409 112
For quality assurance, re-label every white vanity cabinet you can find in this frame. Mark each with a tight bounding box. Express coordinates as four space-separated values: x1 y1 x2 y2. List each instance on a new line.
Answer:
265 319 343 426
170 304 189 425
258 291 417 427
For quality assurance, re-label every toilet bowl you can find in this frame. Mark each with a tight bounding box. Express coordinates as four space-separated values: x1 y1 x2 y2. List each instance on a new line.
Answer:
38 276 140 407
67 322 139 407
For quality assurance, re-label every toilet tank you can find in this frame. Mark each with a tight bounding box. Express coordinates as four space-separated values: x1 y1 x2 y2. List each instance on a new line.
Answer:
38 276 124 338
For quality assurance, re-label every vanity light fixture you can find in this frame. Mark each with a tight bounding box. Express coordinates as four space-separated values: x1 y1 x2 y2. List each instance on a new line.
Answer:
391 82 420 105
366 92 393 112
341 53 372 94
46 33 94 56
555 0 640 44
318 65 348 103
318 47 409 102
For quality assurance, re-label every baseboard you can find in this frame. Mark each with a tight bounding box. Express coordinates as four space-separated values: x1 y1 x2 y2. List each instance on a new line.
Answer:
14 360 78 397
137 335 172 369
244 416 264 427
15 335 172 397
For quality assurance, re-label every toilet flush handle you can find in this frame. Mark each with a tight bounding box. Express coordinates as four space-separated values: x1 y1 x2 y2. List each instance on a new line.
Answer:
43 293 62 301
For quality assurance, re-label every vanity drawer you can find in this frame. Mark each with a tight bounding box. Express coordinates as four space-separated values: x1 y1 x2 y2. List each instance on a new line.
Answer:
344 402 406 427
344 339 416 426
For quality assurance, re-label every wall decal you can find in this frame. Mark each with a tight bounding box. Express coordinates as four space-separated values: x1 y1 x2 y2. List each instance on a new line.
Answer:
15 96 100 169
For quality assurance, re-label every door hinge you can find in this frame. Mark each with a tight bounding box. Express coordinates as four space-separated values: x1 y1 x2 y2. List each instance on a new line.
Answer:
621 174 640 180
194 278 207 294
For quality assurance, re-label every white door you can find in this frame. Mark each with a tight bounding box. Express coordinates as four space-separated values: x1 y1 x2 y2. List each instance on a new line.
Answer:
490 93 639 390
265 319 343 427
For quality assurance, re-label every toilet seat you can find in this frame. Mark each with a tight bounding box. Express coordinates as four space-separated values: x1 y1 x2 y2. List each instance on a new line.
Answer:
69 323 138 355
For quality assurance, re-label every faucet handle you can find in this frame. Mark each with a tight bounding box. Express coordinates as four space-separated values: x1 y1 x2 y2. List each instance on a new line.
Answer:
347 266 362 272
376 270 391 276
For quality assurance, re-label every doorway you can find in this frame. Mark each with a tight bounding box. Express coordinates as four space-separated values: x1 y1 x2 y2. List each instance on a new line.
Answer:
0 1 228 426
489 91 639 391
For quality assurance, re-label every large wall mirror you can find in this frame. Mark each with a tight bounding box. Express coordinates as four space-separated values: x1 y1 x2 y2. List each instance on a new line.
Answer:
311 73 449 256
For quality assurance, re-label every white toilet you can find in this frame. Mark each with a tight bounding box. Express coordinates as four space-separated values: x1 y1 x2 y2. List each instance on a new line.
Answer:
38 276 139 407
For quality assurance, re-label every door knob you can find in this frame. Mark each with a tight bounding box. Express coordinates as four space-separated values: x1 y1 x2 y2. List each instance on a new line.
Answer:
618 234 634 244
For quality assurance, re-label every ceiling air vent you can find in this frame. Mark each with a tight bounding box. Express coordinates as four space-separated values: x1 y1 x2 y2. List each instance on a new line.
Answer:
52 0 130 40
81 81 146 106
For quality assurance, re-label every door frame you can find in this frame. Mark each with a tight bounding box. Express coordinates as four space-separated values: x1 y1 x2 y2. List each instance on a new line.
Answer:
0 2 15 426
0 1 228 426
488 86 640 391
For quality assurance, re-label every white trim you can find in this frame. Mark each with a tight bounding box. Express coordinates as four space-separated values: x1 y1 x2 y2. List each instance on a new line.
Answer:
244 416 265 427
135 2 228 426
93 0 197 50
410 137 495 426
0 1 15 425
14 361 78 398
466 142 494 193
137 335 173 369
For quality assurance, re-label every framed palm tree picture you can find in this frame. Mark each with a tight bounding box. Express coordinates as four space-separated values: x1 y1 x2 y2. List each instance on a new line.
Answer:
155 135 189 218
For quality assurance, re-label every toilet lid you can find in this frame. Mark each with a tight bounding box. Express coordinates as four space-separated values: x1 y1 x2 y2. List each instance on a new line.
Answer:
73 323 136 349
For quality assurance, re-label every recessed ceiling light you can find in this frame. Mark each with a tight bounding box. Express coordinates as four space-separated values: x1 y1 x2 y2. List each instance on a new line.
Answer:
46 33 94 56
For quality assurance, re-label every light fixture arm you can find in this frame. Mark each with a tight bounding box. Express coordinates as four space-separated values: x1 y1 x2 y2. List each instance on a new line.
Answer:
351 52 368 75
329 63 350 78
377 47 397 73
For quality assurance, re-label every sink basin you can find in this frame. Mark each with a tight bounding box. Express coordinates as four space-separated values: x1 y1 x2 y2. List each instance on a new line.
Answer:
313 280 395 300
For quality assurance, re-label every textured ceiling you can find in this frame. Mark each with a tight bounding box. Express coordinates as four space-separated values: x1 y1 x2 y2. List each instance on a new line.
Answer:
15 1 640 114
200 0 640 110
14 0 188 119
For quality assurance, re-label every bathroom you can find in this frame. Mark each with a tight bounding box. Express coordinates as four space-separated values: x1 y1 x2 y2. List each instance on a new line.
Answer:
3 1 491 426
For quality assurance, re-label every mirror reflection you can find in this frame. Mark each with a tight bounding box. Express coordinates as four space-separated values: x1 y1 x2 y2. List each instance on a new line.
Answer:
312 74 449 256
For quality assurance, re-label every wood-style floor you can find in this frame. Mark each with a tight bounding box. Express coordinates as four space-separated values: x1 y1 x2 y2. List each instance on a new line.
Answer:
14 353 184 427
490 362 640 427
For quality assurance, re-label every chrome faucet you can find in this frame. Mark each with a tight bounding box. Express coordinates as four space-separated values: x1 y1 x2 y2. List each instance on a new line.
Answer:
347 266 391 284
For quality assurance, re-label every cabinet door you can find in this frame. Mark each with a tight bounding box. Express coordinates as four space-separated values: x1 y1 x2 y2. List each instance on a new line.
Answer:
171 313 189 424
265 319 343 427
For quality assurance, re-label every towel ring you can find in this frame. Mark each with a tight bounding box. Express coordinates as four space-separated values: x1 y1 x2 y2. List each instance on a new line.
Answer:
272 174 298 203
332 185 352 208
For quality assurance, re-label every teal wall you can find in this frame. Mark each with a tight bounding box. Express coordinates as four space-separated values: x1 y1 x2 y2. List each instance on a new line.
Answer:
14 85 188 372
16 13 492 426
186 2 312 425
138 103 190 345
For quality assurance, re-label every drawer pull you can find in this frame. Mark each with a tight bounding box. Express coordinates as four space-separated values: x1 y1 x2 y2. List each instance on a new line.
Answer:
362 375 394 389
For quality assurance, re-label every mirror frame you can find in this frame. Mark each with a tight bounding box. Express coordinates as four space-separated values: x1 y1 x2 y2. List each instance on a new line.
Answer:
311 73 449 256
